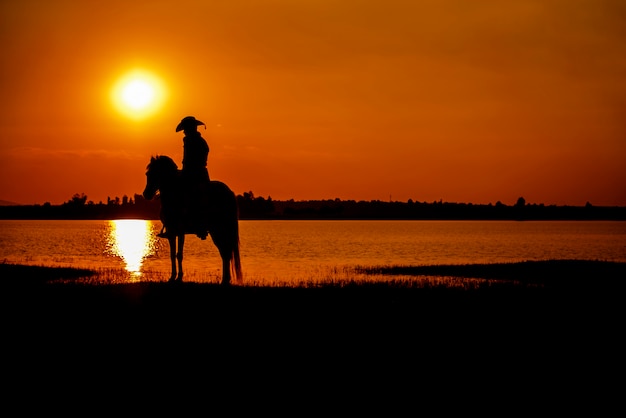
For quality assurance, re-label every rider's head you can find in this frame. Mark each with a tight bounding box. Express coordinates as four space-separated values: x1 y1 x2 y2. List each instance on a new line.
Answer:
176 116 206 134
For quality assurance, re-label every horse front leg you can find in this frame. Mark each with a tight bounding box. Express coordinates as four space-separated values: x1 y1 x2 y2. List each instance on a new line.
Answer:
168 236 177 282
176 234 185 281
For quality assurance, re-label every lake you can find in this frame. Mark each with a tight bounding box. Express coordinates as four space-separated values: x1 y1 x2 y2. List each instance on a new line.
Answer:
1 220 624 285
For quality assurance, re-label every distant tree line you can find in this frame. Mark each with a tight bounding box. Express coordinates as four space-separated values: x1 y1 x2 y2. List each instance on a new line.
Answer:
0 192 624 220
0 193 160 220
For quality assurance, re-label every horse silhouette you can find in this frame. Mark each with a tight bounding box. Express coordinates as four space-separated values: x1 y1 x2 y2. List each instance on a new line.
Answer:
143 155 242 285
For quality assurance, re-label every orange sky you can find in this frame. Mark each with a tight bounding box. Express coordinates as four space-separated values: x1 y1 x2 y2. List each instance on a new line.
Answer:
1 0 625 206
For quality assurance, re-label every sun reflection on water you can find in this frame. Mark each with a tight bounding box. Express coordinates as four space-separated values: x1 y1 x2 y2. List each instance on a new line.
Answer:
107 219 156 278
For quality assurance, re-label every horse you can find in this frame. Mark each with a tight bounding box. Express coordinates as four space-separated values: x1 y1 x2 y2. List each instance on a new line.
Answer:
142 155 242 285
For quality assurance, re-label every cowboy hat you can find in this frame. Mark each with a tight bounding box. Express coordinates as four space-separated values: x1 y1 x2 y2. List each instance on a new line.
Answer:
176 116 206 132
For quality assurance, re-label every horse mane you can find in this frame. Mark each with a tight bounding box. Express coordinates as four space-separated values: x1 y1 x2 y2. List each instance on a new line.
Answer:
147 155 179 173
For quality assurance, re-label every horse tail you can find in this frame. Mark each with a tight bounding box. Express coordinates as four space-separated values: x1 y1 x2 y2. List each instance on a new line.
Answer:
230 194 243 283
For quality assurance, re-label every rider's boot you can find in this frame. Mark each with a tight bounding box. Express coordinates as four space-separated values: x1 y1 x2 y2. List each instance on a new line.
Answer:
157 225 168 238
195 212 208 240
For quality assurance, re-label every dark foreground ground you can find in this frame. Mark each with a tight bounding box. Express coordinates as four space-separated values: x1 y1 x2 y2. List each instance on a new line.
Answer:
1 260 624 413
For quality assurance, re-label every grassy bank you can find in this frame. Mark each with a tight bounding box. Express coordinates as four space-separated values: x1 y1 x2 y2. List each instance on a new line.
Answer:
2 259 623 410
358 259 626 288
2 259 624 322
2 258 625 287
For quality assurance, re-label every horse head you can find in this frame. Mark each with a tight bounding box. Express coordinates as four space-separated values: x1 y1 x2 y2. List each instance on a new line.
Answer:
143 155 179 200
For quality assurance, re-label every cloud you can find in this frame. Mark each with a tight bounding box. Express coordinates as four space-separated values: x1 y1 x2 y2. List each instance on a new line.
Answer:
4 147 142 161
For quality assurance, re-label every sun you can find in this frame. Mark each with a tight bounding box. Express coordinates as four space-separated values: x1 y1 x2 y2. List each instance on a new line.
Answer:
122 80 154 110
111 69 167 120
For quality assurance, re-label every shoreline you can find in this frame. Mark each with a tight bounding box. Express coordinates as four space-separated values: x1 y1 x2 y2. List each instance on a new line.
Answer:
2 258 625 287
3 259 624 323
2 259 624 326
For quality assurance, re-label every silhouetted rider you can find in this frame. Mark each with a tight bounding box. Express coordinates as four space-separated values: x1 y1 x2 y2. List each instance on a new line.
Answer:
177 115 210 239
179 116 209 182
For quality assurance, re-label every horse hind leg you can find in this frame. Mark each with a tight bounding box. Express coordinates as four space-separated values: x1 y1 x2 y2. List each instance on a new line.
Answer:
216 244 232 286
214 232 241 286
220 254 231 286
176 234 185 281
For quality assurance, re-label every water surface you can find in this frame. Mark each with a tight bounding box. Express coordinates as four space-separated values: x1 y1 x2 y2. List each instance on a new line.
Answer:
1 220 624 285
